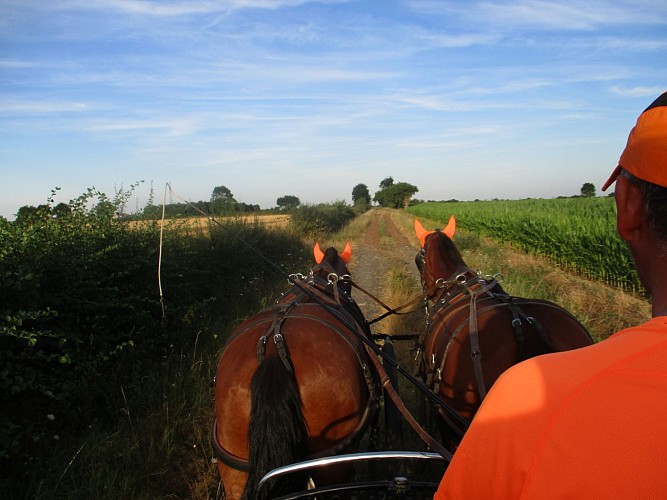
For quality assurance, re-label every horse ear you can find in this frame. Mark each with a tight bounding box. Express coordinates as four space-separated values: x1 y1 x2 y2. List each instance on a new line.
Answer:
339 242 351 264
414 219 434 247
443 215 456 239
313 242 325 264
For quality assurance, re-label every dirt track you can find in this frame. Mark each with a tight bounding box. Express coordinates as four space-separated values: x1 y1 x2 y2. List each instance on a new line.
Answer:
345 209 423 327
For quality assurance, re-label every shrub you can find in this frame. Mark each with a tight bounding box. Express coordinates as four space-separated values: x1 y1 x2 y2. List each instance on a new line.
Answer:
289 200 356 236
0 186 310 490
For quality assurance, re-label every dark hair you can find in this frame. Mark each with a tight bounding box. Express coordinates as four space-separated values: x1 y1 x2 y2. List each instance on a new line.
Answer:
620 168 667 243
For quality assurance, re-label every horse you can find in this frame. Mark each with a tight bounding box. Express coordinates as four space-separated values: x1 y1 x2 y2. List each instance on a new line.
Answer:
211 242 378 500
413 216 593 450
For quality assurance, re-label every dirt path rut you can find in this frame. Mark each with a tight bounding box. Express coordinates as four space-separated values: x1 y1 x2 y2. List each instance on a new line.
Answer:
345 209 423 329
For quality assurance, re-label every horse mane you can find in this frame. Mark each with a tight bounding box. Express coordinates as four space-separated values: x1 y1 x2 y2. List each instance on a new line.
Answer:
315 247 349 278
323 247 340 262
427 231 466 269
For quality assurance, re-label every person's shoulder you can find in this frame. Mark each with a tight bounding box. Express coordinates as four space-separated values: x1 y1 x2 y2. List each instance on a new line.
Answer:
611 316 667 341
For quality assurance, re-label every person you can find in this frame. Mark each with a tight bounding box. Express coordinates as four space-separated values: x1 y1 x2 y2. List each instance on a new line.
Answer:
434 92 667 499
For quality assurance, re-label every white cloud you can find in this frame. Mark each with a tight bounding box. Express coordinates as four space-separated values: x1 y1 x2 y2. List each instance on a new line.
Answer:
39 0 349 16
405 0 667 30
0 101 91 113
610 86 666 98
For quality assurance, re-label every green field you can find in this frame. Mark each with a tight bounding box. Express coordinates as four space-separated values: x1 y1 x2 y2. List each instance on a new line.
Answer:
406 197 642 293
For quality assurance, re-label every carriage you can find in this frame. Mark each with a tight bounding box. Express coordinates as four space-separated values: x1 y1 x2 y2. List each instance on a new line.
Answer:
211 217 593 499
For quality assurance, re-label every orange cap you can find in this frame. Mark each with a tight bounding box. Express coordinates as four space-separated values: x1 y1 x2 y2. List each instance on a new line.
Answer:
602 92 667 191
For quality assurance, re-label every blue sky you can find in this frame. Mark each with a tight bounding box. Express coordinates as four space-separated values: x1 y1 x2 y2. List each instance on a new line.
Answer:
1 0 666 219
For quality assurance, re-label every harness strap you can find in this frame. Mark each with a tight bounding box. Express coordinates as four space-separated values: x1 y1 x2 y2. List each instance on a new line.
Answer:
528 315 555 352
506 299 528 359
211 393 378 473
462 278 499 402
427 272 499 402
364 343 453 462
497 295 556 359
256 303 296 371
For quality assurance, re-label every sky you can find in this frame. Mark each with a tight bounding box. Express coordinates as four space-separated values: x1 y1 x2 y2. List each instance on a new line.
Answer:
1 0 666 219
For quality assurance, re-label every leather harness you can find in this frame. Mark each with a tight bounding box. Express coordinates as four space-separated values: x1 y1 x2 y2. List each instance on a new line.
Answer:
421 261 556 405
211 265 380 472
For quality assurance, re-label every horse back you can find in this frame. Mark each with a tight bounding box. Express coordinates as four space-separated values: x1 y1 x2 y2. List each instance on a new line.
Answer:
423 294 592 422
214 301 375 470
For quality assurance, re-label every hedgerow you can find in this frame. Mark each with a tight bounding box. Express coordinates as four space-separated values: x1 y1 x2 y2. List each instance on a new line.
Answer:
0 186 310 494
289 200 356 235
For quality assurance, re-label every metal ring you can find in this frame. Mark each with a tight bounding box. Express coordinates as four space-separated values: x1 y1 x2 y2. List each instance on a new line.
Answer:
327 272 339 284
456 273 467 283
288 273 305 284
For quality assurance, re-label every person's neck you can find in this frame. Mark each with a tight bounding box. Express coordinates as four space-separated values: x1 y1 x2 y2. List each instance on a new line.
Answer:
654 304 667 317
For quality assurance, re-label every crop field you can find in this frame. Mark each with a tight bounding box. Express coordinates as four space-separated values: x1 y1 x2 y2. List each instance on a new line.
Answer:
130 213 291 234
407 197 642 293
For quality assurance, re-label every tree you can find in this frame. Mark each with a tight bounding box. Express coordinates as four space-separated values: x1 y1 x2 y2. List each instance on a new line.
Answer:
379 177 394 189
211 185 236 203
351 184 371 206
211 185 237 215
52 203 71 219
15 205 42 224
374 181 419 208
386 182 419 208
580 182 596 198
276 195 300 210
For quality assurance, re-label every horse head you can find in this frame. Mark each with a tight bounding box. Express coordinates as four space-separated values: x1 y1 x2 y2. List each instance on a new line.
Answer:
313 242 352 295
414 216 466 295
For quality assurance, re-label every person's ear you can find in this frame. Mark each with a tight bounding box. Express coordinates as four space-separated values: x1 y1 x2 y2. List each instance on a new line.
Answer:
615 175 645 242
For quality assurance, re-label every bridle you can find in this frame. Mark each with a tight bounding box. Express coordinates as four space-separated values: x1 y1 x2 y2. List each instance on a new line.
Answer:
417 241 504 403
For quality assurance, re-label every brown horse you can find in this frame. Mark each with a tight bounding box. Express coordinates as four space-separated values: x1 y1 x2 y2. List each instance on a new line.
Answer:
414 216 593 450
212 242 378 500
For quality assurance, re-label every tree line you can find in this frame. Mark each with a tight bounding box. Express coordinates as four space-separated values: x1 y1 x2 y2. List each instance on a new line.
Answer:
10 178 422 225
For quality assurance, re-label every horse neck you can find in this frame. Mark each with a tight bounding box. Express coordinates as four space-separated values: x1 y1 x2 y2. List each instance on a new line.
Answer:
312 256 347 278
311 255 350 293
424 233 467 281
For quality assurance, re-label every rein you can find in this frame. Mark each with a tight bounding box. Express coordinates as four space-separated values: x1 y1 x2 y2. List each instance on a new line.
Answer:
160 186 462 460
349 279 437 326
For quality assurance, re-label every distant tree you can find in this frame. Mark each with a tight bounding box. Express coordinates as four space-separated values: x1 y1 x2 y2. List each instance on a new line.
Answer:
211 185 237 215
211 185 236 203
52 202 71 219
374 181 418 208
379 177 394 189
372 190 385 206
580 182 596 198
276 195 301 210
351 183 371 206
236 202 260 212
15 205 41 224
386 182 419 208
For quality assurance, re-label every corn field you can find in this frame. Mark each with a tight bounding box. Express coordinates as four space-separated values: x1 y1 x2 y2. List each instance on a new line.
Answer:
407 197 642 293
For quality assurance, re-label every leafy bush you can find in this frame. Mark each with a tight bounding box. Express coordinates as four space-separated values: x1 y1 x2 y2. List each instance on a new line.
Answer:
289 200 356 236
0 187 310 491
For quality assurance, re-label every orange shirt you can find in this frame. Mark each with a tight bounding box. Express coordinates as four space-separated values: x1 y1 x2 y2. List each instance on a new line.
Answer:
435 316 667 500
